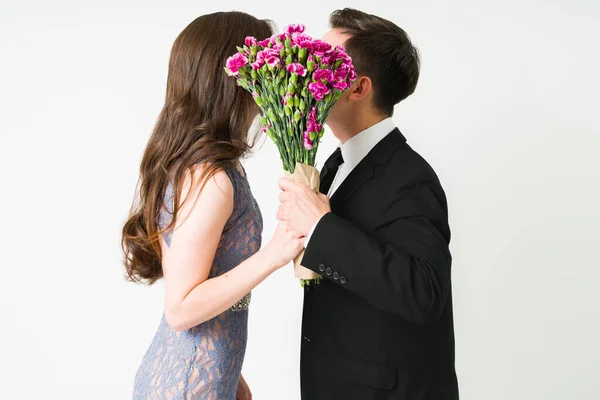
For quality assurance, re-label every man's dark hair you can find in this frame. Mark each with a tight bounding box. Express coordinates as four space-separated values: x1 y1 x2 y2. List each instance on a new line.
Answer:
330 8 420 116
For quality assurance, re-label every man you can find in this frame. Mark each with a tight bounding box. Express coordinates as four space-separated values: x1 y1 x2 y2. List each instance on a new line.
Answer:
277 8 459 400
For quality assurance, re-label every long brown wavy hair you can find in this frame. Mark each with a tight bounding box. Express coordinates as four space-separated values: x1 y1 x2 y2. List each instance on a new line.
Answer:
122 12 273 284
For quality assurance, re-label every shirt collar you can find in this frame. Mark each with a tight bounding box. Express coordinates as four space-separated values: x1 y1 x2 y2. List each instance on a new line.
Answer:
340 117 396 170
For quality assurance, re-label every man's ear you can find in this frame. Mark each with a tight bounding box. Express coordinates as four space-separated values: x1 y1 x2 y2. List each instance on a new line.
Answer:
347 76 373 102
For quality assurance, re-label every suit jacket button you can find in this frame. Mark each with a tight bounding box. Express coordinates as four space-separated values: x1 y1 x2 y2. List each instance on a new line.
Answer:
340 276 347 284
333 272 340 280
325 267 333 276
318 263 326 272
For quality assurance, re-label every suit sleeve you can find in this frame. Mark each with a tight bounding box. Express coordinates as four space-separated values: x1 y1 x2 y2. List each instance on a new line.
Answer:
301 185 452 324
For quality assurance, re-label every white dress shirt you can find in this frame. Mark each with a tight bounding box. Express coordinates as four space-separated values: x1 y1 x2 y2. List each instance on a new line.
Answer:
305 117 396 246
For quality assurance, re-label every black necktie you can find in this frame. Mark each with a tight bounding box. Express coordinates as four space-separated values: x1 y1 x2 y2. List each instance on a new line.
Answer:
319 147 344 195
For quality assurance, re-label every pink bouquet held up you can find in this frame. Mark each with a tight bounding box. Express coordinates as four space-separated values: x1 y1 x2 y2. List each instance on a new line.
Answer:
226 24 356 286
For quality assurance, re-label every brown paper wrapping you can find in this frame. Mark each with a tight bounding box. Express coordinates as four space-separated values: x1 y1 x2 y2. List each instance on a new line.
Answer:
284 162 321 281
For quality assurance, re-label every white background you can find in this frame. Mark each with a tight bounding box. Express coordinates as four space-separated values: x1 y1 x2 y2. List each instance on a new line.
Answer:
1 0 599 399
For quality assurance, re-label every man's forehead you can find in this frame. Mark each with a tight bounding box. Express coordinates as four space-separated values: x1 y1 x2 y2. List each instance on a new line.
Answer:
322 28 351 47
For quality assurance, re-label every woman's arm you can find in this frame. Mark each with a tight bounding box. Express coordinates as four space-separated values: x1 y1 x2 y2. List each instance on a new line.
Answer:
163 166 302 332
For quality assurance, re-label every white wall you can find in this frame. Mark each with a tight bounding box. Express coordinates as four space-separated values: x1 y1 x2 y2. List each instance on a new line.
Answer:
1 0 599 399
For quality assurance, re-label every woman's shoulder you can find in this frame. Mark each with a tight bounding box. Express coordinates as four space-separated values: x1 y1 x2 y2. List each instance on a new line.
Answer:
186 162 236 198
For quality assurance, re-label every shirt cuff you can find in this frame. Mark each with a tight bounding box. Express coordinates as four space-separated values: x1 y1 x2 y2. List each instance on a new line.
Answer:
304 215 324 248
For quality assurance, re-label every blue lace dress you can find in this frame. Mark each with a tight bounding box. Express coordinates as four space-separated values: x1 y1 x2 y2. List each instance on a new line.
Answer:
133 167 263 400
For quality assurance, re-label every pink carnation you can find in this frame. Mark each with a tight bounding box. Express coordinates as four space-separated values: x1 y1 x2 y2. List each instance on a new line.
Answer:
312 40 332 56
308 81 329 101
253 48 280 69
266 56 280 68
245 36 257 47
257 38 270 47
295 34 314 50
303 132 313 150
348 65 357 81
334 46 352 63
285 24 306 35
307 107 322 132
286 63 307 76
334 67 348 81
225 53 248 76
252 59 265 69
333 81 348 91
313 69 334 82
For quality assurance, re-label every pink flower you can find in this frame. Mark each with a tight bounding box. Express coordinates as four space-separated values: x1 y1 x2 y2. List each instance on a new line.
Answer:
307 107 322 133
252 91 259 98
285 24 306 35
262 48 280 58
312 40 332 56
334 46 352 62
294 34 314 50
286 63 307 76
334 67 348 81
308 81 329 101
245 36 257 47
257 38 270 47
252 51 266 69
303 132 313 150
266 56 280 68
333 81 348 90
347 65 357 81
251 59 265 69
225 53 248 76
313 69 334 82
253 48 279 69
308 120 322 133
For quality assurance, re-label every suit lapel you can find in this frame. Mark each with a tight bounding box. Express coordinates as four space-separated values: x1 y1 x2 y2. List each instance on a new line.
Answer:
329 128 406 209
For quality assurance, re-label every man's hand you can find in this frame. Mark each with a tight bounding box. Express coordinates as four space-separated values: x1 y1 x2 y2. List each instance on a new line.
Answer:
277 178 331 236
236 374 252 400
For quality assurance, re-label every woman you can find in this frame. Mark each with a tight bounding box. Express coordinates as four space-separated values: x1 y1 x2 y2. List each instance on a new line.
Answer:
122 12 303 400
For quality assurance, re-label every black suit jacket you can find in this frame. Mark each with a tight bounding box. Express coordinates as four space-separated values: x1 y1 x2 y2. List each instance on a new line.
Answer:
300 129 459 400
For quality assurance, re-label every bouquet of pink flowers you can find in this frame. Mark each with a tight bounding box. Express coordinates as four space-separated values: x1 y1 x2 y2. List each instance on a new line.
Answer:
226 24 356 285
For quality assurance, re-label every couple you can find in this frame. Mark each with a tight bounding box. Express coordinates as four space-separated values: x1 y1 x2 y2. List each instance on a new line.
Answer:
122 8 458 400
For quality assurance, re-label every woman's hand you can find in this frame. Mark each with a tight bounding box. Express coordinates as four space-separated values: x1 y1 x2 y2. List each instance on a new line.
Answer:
236 374 252 400
263 222 304 269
